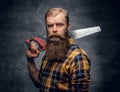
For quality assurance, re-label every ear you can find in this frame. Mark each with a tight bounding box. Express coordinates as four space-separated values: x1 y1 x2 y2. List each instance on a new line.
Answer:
67 22 71 31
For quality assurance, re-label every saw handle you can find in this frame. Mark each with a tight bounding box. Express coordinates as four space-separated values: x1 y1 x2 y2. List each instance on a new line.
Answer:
25 36 46 52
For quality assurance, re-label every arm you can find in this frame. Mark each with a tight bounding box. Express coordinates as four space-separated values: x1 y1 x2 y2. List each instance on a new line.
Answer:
71 49 90 92
26 41 41 87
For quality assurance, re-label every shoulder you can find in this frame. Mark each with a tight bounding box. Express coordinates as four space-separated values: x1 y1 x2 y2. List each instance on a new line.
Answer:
69 44 80 51
69 44 88 56
66 44 86 61
68 44 90 64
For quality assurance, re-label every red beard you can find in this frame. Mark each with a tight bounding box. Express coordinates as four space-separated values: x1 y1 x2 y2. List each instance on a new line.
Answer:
46 35 70 61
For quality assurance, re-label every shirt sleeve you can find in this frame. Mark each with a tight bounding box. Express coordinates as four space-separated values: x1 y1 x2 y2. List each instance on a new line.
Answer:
70 49 90 92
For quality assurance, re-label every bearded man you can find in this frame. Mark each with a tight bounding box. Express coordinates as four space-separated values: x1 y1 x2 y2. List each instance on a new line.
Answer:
26 7 90 92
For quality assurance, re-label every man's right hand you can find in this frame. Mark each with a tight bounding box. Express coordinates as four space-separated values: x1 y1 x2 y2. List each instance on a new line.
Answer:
26 41 40 59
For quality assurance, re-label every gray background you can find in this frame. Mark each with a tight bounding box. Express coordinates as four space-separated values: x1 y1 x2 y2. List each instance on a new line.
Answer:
0 0 120 92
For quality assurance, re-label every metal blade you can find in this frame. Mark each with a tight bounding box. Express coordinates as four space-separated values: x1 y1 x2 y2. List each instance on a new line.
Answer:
70 26 101 39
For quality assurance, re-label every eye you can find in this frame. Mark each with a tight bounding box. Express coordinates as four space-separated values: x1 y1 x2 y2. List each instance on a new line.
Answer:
47 24 53 28
56 23 63 27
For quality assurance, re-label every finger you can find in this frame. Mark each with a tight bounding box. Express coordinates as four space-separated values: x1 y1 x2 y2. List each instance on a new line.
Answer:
30 48 40 54
26 49 40 58
30 41 39 51
36 49 40 54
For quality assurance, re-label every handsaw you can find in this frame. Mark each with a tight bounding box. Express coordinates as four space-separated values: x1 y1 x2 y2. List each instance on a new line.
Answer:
25 26 101 51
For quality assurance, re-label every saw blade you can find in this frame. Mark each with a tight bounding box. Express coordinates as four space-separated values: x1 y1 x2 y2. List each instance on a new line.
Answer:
70 26 101 39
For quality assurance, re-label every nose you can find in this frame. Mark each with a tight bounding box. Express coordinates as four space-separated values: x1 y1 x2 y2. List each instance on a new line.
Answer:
53 25 57 33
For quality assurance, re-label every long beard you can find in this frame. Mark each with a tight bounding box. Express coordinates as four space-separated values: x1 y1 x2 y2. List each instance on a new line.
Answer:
46 35 70 61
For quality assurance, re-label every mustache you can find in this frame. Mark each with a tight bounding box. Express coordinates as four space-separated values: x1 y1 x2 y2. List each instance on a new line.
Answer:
47 35 66 44
48 34 65 39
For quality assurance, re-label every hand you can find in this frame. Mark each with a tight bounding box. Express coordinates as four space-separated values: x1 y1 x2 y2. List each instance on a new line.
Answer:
26 40 40 59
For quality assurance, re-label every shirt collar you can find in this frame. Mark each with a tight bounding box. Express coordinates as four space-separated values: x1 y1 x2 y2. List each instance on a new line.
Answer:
69 37 75 45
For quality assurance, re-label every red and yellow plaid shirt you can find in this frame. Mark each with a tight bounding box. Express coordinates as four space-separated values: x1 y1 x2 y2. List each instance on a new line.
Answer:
39 44 90 92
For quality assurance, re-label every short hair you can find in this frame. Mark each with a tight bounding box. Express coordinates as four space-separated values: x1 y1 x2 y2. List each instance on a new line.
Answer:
45 8 69 24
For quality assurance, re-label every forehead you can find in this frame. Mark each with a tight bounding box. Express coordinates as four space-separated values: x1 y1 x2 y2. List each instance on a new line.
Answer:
46 13 66 23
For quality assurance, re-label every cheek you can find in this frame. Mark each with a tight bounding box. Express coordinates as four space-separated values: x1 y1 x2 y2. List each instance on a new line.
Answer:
58 28 67 36
57 30 65 36
47 29 52 35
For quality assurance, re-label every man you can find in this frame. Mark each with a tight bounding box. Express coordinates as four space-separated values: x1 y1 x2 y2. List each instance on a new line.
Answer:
26 7 90 92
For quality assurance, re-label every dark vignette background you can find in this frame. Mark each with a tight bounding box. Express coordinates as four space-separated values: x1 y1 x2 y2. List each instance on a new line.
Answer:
0 0 120 92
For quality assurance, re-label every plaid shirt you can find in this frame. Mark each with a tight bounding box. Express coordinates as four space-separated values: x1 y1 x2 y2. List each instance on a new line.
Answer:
39 44 90 92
